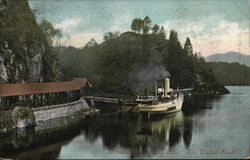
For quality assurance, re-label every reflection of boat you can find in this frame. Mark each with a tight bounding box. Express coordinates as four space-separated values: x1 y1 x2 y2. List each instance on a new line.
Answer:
136 111 184 138
133 78 184 116
135 94 183 114
132 111 187 158
82 111 189 158
149 111 184 132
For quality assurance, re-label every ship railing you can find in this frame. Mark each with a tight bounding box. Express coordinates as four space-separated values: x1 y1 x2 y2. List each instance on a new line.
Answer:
136 96 157 100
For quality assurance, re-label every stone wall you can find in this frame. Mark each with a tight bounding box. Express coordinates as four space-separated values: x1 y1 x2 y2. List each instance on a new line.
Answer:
32 98 90 123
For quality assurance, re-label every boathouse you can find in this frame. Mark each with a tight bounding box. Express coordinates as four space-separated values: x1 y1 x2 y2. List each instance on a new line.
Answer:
0 78 92 111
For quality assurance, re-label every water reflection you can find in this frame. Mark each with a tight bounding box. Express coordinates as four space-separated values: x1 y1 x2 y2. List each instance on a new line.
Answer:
182 95 223 116
1 103 197 159
10 145 62 160
0 92 236 159
183 120 192 149
81 111 193 158
0 116 85 159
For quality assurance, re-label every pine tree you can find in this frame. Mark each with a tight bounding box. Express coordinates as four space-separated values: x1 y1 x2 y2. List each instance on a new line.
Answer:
152 24 160 34
184 37 193 56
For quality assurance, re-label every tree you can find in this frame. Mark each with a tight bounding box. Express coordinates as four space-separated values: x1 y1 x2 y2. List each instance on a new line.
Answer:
131 16 152 34
159 26 166 38
103 31 120 41
152 24 160 34
85 38 97 48
184 37 193 56
39 19 63 81
131 18 143 33
39 19 62 46
142 16 151 34
131 18 139 33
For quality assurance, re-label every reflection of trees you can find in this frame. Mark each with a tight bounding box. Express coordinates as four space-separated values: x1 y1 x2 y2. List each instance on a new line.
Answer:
169 128 181 148
0 117 85 158
82 112 194 158
182 95 223 116
29 147 61 160
182 95 223 134
12 127 35 149
183 120 192 149
11 147 62 160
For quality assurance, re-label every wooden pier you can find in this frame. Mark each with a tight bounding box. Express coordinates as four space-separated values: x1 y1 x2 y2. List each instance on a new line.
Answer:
85 96 119 104
85 88 193 104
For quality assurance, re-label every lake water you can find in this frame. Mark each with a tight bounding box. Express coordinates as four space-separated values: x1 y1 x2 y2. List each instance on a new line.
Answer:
2 86 250 159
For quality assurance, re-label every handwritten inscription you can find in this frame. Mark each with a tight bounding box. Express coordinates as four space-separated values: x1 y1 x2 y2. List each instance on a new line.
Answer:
109 149 241 155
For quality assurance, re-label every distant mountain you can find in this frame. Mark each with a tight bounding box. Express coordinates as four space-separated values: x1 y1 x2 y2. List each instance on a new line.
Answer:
205 51 250 67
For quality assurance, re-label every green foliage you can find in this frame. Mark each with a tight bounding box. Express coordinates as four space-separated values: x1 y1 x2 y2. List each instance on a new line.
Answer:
159 26 166 38
184 37 193 56
208 62 250 86
85 38 98 48
39 19 63 81
131 17 166 37
0 111 14 134
103 32 120 41
12 106 36 127
39 19 62 46
152 24 160 34
131 18 143 33
142 16 151 34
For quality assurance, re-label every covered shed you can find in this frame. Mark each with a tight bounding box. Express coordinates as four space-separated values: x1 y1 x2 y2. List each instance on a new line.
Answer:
0 78 92 110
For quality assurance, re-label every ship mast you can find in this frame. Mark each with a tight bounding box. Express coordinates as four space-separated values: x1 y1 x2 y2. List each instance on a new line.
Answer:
155 81 158 98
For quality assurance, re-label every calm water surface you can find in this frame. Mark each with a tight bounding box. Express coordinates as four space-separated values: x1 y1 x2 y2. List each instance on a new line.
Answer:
2 86 250 159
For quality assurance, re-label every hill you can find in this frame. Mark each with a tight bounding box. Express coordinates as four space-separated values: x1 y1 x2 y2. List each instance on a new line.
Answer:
208 62 250 86
205 52 250 67
59 17 229 95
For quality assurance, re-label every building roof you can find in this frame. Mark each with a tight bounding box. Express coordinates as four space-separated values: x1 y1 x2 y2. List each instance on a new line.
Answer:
72 78 92 87
0 78 92 97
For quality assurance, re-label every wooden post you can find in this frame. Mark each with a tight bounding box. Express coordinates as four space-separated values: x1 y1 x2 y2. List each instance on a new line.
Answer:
118 99 123 112
41 94 43 106
50 93 52 105
69 92 72 102
51 93 53 105
0 97 2 110
147 111 151 119
55 93 57 104
34 94 36 108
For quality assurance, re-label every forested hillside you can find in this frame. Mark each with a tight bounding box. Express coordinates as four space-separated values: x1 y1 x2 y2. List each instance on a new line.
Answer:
208 62 250 86
59 16 229 95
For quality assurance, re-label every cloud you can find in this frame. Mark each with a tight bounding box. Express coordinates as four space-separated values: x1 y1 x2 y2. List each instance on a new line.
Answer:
162 19 249 56
61 32 103 48
192 20 249 56
163 19 205 37
54 17 81 33
60 15 130 48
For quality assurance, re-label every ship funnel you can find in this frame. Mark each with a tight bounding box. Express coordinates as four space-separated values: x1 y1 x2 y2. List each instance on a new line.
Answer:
165 78 170 96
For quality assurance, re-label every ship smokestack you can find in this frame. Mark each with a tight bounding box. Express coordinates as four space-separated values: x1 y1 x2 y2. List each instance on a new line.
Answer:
165 78 170 96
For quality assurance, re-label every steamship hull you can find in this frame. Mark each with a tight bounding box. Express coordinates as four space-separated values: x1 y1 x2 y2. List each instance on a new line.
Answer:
135 98 183 115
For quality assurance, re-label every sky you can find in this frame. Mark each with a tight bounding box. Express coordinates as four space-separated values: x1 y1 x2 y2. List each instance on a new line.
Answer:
29 0 249 56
